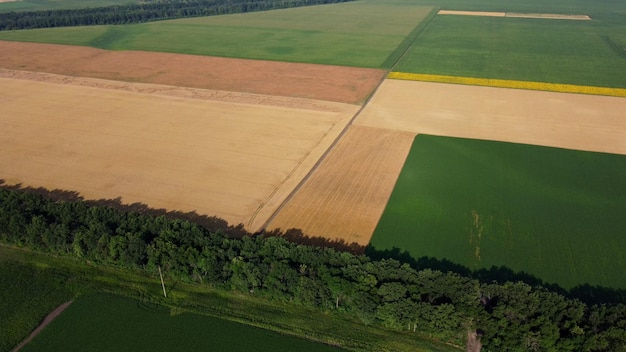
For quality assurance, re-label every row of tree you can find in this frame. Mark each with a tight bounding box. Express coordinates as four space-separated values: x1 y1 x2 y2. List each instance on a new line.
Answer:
0 186 624 351
0 0 353 31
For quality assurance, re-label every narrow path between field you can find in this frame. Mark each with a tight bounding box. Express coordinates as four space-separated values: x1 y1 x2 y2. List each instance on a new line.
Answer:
259 9 436 234
12 300 74 352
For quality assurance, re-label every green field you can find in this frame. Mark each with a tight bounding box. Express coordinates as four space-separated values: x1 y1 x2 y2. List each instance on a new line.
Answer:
0 0 137 13
394 12 626 87
0 0 433 68
370 135 626 290
0 261 74 352
21 293 342 352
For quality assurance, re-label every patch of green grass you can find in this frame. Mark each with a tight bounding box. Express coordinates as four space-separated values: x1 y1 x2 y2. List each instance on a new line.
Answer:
21 293 343 352
0 1 434 68
394 14 626 88
0 260 74 352
0 246 460 352
370 135 626 290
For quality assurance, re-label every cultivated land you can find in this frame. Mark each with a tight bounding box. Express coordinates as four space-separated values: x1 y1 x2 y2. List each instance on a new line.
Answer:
369 135 626 290
356 79 626 155
0 76 358 232
0 41 385 104
21 294 343 352
394 13 626 88
267 125 416 246
0 1 434 68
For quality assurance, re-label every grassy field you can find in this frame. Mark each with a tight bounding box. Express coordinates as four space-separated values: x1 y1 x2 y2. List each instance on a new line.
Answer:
0 261 74 351
0 0 137 13
21 294 343 352
0 0 433 68
393 14 626 88
369 135 626 290
0 245 460 352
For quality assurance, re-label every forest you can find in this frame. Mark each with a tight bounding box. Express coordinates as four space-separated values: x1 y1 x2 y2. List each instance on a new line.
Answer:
0 0 354 30
0 186 625 351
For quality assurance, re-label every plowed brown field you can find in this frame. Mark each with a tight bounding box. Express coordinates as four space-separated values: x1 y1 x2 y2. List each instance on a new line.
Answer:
0 41 385 104
267 125 416 246
0 77 359 231
356 79 626 155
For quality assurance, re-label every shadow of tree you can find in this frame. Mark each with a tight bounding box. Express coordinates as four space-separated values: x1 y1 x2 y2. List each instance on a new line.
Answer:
0 180 247 238
364 245 626 305
2 180 624 305
263 228 367 254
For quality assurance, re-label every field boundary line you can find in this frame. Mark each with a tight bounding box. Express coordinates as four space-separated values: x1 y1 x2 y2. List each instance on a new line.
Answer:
380 6 440 70
388 72 626 97
0 69 355 113
259 65 396 233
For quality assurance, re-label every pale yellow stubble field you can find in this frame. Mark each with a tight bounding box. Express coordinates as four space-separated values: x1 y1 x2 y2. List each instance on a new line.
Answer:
355 79 626 155
0 77 358 231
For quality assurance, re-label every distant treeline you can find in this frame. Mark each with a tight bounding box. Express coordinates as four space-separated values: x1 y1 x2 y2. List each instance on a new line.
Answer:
1 187 625 351
0 0 353 31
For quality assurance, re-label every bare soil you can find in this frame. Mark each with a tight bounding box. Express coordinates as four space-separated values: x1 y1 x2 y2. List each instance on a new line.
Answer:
355 79 626 155
12 301 73 352
0 41 385 104
438 10 590 20
0 76 358 232
267 125 416 246
438 10 505 17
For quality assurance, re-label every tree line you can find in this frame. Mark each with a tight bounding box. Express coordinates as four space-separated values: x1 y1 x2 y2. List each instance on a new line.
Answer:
0 186 624 351
0 0 353 31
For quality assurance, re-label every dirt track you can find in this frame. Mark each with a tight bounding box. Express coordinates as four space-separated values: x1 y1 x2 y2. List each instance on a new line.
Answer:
267 125 416 246
11 301 73 352
0 41 385 104
356 79 626 155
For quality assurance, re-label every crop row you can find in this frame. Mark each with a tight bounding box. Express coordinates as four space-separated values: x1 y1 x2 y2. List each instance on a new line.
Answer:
388 72 626 97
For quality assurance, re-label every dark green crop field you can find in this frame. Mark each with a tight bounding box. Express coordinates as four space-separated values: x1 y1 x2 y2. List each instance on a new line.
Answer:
394 14 626 88
0 0 433 68
370 135 626 290
0 261 74 352
21 293 343 352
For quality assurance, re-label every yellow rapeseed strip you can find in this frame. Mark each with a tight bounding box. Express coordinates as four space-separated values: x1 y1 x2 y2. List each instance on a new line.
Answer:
388 72 626 98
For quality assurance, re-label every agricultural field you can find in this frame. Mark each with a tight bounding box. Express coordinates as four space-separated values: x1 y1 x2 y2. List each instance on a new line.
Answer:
267 125 416 246
393 12 626 88
21 294 343 352
355 79 626 155
0 76 358 232
369 135 626 290
2 0 626 348
0 0 434 68
0 261 73 352
0 41 385 104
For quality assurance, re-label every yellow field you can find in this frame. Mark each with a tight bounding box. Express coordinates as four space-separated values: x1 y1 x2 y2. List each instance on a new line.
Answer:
0 76 359 232
388 72 626 97
267 125 416 246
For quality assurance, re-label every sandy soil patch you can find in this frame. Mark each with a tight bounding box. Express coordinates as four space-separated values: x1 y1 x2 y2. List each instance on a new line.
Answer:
438 10 589 20
355 79 626 155
267 125 415 246
506 13 590 20
0 77 358 232
438 10 505 17
0 41 385 105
